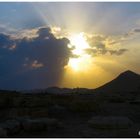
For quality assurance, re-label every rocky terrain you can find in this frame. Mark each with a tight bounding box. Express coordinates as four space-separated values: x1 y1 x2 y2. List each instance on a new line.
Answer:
0 70 140 138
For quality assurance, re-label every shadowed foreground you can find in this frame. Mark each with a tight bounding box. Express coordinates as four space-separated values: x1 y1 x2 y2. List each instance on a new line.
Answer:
0 70 140 138
0 90 140 138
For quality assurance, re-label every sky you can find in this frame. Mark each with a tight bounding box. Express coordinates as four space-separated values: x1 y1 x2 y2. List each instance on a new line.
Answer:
0 2 140 90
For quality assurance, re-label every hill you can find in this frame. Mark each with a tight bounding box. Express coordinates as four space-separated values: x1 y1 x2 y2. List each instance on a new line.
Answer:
95 70 140 93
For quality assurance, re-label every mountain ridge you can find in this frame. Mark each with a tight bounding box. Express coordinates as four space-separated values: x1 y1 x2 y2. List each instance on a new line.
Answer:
0 70 140 94
94 70 140 93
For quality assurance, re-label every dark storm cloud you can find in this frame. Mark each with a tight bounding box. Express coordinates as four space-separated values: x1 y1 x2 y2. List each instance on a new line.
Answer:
0 33 15 49
0 27 71 90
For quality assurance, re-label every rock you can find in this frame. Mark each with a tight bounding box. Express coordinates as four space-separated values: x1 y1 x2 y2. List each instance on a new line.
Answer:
41 118 61 131
8 106 49 118
129 100 140 105
21 117 61 132
88 116 133 129
22 119 46 132
48 105 68 117
69 100 100 112
0 120 21 135
0 127 7 137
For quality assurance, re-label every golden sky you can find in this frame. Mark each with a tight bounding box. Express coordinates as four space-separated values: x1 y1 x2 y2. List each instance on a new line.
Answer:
0 2 140 90
49 26 140 88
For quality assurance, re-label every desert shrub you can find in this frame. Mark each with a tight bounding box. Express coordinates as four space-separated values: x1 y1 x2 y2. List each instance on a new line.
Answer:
0 96 14 108
13 96 50 108
22 117 60 133
49 95 74 106
11 107 49 118
108 97 125 103
0 119 21 135
129 100 140 105
0 97 8 108
69 100 100 112
0 127 7 137
88 116 133 129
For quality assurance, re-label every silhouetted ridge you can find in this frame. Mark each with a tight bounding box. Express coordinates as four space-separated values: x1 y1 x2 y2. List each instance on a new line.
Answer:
95 70 140 92
118 70 140 79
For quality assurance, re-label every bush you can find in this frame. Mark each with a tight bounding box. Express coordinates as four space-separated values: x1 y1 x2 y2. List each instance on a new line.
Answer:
108 97 125 103
69 100 100 112
88 116 133 129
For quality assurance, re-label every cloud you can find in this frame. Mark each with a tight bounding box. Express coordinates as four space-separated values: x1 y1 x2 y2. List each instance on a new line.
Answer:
84 34 128 56
133 28 140 33
122 28 140 40
0 27 71 90
0 23 18 34
31 60 44 69
86 48 128 56
0 33 15 49
0 26 133 90
86 34 106 48
23 59 44 69
109 49 128 55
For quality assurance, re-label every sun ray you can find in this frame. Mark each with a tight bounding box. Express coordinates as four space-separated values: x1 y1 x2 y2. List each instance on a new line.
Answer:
65 32 93 72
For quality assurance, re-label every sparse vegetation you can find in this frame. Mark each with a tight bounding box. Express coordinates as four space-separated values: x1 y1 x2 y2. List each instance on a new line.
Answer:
69 100 100 112
0 69 140 138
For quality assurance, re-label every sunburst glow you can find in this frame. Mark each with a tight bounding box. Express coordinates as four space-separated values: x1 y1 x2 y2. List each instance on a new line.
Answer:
69 32 90 55
68 55 93 71
66 33 93 71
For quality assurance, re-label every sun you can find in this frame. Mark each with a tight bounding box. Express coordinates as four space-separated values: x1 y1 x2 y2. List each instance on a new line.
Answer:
66 32 93 72
69 32 90 56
